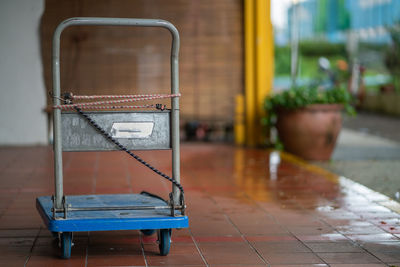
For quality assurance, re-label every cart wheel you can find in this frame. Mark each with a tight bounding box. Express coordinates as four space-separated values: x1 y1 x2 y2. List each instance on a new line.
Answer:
158 229 171 256
61 232 72 259
141 229 156 236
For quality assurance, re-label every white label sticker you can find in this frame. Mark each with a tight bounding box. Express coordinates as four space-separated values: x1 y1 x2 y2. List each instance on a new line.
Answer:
111 122 154 139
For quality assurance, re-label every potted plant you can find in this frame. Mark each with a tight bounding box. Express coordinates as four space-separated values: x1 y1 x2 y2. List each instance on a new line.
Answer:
264 86 355 161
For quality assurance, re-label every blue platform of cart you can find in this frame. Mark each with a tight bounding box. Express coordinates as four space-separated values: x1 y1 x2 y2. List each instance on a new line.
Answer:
36 194 189 232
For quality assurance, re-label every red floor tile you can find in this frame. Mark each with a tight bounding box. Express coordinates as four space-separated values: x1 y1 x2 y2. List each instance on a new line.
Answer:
346 233 400 242
194 236 244 242
31 244 87 258
87 255 145 267
251 240 312 253
286 225 336 235
304 241 364 253
87 244 145 266
26 255 86 267
189 214 242 237
0 228 39 237
0 245 31 258
335 225 388 235
368 250 400 263
197 242 265 265
88 235 140 246
296 233 349 242
144 242 205 266
0 257 29 267
0 236 35 246
262 252 324 265
329 265 386 267
317 252 382 264
270 265 328 267
246 235 297 242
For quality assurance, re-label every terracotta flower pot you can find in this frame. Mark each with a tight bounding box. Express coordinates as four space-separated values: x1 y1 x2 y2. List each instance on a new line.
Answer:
276 104 342 161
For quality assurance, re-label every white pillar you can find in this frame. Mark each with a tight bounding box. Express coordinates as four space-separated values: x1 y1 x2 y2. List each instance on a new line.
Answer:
0 0 47 145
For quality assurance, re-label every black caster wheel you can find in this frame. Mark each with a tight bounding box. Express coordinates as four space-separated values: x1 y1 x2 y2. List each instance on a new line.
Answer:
158 229 171 256
60 232 72 259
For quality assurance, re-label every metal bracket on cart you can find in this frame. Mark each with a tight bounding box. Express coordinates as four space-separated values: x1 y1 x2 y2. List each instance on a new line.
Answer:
51 200 186 219
51 195 69 219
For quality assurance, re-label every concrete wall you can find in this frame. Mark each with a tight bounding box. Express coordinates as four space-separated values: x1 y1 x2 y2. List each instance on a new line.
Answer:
0 0 47 145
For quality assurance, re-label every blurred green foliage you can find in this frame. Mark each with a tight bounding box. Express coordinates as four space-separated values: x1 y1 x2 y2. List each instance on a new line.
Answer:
274 41 347 78
384 23 400 92
299 41 346 57
274 46 291 77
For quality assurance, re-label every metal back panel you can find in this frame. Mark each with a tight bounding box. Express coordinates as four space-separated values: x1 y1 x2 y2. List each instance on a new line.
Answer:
61 111 170 151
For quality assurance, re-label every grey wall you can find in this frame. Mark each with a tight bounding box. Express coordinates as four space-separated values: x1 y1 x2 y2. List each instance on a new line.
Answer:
0 0 47 145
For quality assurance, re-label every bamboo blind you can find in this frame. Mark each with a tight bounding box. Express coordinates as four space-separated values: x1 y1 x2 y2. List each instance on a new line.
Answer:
41 0 243 123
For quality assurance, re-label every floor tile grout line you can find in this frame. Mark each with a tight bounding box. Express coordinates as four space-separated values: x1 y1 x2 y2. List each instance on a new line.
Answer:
24 226 41 267
241 192 332 266
85 232 90 267
282 225 331 266
355 242 393 266
241 192 281 223
206 192 269 266
223 214 270 267
189 229 209 267
139 232 149 267
84 245 89 267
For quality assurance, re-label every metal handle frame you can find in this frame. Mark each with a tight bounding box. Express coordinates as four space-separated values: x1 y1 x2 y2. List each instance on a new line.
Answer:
52 17 181 210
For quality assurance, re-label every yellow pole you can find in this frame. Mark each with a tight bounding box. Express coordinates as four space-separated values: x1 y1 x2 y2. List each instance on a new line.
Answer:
244 0 256 147
255 0 274 145
243 0 274 146
234 94 245 145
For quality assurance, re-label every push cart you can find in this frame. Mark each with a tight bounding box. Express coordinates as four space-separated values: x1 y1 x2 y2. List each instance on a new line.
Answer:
36 17 188 259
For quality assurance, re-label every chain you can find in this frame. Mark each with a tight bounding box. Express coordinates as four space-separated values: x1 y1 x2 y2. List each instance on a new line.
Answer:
74 107 184 196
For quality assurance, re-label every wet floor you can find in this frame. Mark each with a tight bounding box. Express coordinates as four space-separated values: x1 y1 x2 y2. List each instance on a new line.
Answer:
0 144 400 266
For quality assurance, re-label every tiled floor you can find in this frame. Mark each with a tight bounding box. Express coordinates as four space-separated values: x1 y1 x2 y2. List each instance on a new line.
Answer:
1 144 400 266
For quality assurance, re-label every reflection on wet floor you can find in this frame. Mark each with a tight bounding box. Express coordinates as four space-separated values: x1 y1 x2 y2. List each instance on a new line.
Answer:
183 144 400 265
0 144 400 266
